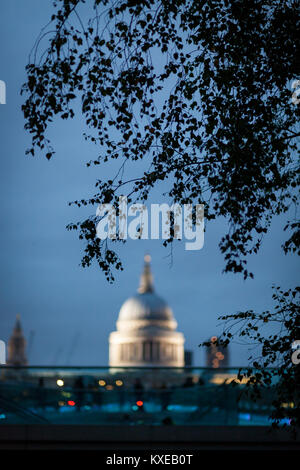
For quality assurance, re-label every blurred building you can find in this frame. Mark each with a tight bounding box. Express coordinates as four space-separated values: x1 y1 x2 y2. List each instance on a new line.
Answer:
206 336 229 368
109 255 185 367
184 350 193 366
7 315 28 366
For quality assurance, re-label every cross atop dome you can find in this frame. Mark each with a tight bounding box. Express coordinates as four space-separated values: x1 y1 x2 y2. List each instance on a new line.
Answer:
138 254 154 294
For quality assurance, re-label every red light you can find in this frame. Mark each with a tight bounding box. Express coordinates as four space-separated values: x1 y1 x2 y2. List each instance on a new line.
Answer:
68 400 76 406
136 400 143 407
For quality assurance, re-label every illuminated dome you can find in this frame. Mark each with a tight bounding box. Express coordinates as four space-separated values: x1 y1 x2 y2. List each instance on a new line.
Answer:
118 294 174 322
109 255 185 367
117 256 177 330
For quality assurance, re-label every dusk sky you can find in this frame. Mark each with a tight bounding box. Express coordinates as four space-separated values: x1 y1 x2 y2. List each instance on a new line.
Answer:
0 1 298 367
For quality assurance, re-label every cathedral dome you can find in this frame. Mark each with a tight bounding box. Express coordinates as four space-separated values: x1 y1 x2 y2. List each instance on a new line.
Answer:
118 292 174 323
116 255 177 331
109 255 185 367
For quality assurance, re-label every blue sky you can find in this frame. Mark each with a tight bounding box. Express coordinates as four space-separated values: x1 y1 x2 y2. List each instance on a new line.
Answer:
0 1 298 366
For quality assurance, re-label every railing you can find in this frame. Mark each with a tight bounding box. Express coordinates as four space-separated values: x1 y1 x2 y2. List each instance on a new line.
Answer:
0 366 279 426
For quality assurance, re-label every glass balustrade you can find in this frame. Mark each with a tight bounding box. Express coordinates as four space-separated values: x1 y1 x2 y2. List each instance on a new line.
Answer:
0 366 286 426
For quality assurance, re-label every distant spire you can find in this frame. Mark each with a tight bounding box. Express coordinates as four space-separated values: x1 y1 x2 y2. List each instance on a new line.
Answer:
138 254 154 293
15 314 21 331
7 315 28 366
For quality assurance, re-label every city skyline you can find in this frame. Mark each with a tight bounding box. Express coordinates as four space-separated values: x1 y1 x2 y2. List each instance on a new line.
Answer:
0 1 298 367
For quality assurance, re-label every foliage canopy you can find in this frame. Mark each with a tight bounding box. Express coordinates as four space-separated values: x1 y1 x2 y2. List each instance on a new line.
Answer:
22 0 300 280
200 286 300 432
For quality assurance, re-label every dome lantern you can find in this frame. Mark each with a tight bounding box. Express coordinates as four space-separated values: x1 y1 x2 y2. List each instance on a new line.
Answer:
138 254 154 294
